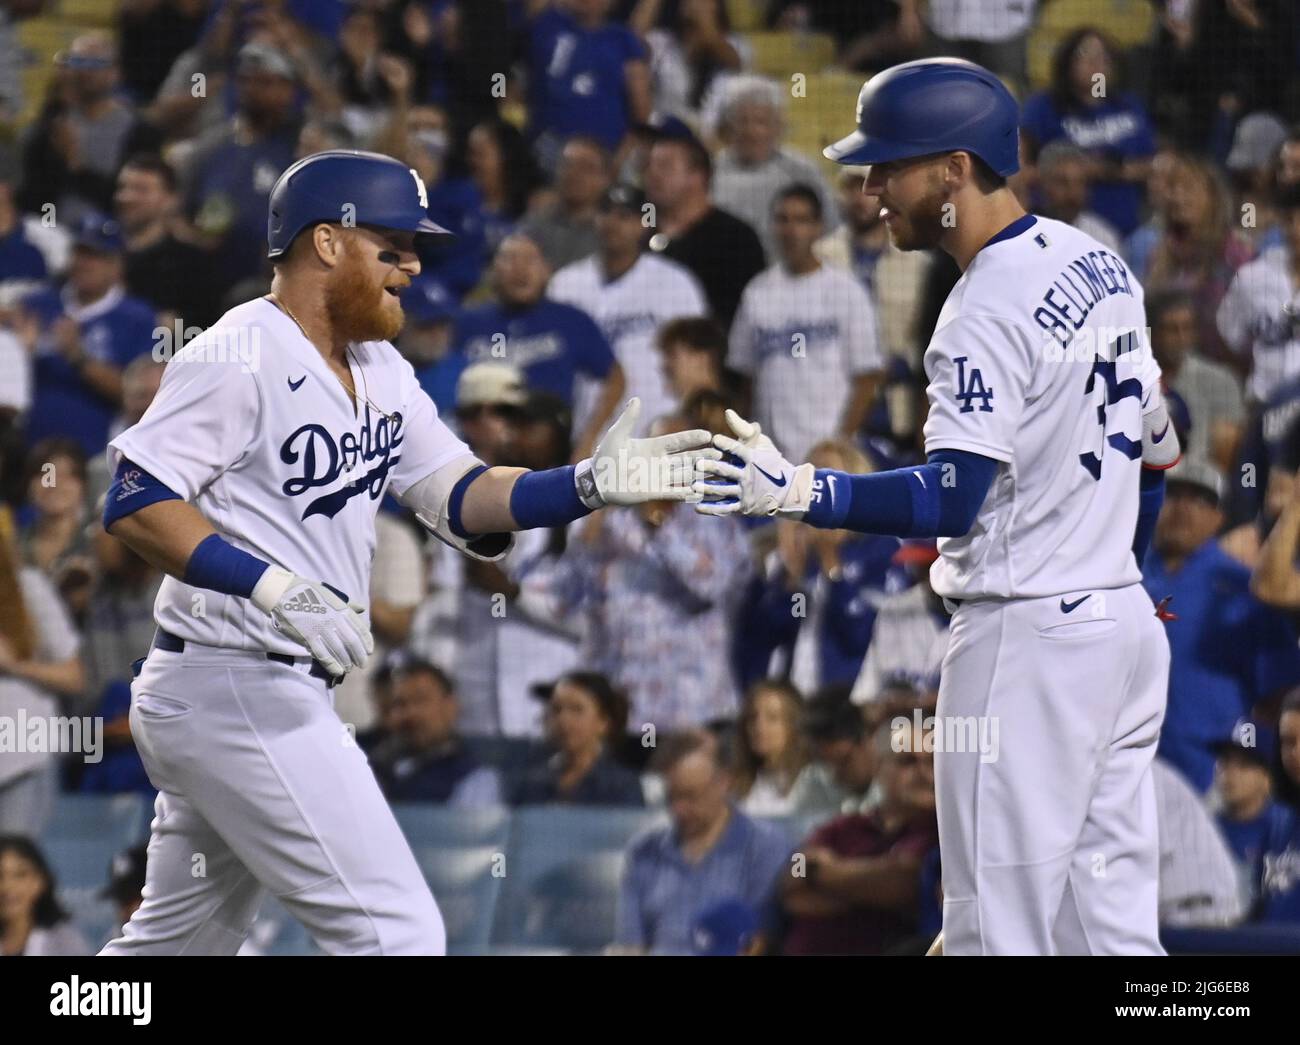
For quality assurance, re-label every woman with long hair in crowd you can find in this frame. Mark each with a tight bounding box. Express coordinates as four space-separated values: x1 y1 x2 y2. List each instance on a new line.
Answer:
1143 153 1255 365
732 679 841 819
467 117 545 259
0 527 84 836
0 835 89 956
19 437 94 617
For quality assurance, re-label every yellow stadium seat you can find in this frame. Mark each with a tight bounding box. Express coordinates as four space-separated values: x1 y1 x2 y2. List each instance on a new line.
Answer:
744 30 837 80
57 0 118 29
1027 0 1158 90
726 0 765 32
786 70 866 181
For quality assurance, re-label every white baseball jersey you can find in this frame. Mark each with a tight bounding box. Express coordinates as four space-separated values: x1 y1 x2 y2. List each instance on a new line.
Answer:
110 296 472 655
728 261 883 464
1216 245 1300 403
923 216 1162 600
549 252 707 433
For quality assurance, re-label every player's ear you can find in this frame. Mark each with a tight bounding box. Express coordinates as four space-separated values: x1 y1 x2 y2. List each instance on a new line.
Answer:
310 223 343 269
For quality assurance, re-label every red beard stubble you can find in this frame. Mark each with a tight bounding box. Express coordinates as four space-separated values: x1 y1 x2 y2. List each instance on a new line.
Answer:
324 238 405 344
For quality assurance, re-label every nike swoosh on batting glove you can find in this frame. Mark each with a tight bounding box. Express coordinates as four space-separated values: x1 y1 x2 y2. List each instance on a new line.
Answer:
251 567 374 677
692 409 814 517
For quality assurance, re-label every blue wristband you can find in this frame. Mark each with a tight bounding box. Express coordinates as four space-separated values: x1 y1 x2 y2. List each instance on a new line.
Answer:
184 534 271 598
510 465 593 530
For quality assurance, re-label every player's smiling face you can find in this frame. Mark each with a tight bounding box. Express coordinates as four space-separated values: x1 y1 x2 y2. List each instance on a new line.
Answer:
863 153 952 251
323 226 419 344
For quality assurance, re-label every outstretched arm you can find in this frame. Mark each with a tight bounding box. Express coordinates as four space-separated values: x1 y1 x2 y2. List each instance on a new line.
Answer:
695 410 997 538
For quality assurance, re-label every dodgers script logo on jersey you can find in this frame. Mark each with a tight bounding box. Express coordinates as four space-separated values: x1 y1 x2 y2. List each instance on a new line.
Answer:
280 403 404 520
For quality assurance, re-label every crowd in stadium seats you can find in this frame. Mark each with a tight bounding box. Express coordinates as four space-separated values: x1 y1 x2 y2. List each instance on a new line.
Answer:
2 0 1300 955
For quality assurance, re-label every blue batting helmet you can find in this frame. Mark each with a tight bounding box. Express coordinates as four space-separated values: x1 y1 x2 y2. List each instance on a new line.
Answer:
266 149 451 260
823 59 1020 178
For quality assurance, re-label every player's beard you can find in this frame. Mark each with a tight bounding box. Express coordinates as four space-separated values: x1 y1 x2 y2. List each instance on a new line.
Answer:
325 239 405 343
886 180 950 251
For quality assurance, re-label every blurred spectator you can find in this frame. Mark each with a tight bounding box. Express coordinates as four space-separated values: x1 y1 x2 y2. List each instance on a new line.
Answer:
98 842 148 941
617 730 790 954
399 278 462 413
1034 141 1122 250
467 118 545 259
523 0 652 172
1217 185 1300 404
555 415 750 730
642 129 765 329
814 166 930 370
368 660 502 806
732 679 841 819
18 31 159 224
1225 419 1300 568
332 509 426 734
512 672 644 805
1277 124 1300 194
803 686 879 813
739 440 904 693
417 389 581 737
1255 690 1300 922
1226 112 1289 254
850 541 948 705
781 715 937 955
630 0 748 124
1148 289 1244 472
518 135 611 270
1020 28 1156 238
656 315 727 403
453 235 624 459
767 0 917 71
1143 153 1254 365
117 0 208 104
1144 458 1300 793
1120 145 1180 278
18 213 157 457
180 42 302 290
1214 718 1293 911
708 75 836 259
918 0 1035 86
1151 756 1245 927
0 532 83 835
728 185 884 463
89 355 165 506
114 153 222 330
0 171 47 285
550 182 705 437
19 439 93 608
0 836 90 956
81 516 161 718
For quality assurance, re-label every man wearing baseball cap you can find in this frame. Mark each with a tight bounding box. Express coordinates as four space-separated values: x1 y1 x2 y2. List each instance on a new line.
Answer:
1142 458 1300 792
20 212 158 455
1213 717 1294 909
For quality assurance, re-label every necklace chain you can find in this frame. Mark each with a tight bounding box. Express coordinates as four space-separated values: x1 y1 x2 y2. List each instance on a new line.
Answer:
268 294 397 422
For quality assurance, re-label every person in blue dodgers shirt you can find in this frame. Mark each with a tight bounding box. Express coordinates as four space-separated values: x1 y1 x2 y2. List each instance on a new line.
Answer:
19 212 157 457
1257 691 1300 923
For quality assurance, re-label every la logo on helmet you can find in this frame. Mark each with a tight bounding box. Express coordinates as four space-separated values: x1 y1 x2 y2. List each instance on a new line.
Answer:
409 168 428 209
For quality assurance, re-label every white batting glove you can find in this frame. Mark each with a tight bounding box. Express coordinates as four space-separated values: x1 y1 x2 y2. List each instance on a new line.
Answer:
251 567 374 677
693 410 815 517
574 397 720 507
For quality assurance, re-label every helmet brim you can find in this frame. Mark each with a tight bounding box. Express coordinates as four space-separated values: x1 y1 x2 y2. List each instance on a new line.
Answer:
823 129 913 166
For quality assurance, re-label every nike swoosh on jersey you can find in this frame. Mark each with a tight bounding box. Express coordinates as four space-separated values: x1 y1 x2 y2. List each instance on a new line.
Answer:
288 375 307 391
754 464 787 488
912 470 927 488
1152 422 1170 443
1060 594 1091 613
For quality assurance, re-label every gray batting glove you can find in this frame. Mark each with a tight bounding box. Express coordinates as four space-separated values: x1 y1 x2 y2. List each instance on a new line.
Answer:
693 409 815 517
573 397 721 508
251 567 374 677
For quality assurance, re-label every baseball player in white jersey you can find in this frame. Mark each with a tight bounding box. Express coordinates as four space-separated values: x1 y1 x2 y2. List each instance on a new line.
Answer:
694 60 1182 954
97 150 715 956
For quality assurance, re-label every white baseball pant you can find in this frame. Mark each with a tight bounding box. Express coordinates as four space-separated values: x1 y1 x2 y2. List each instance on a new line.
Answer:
100 642 445 956
934 582 1168 955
